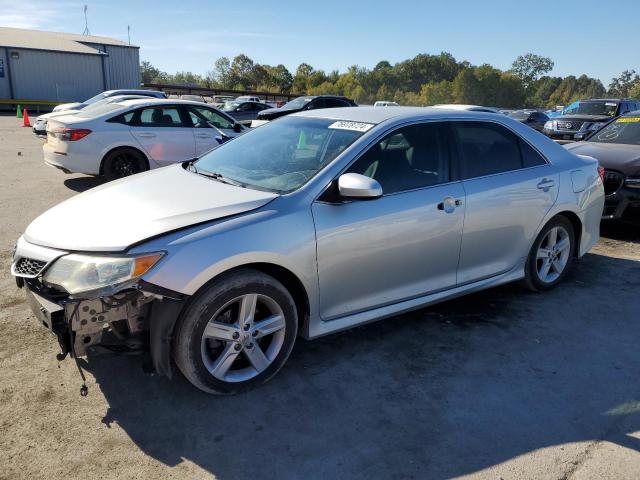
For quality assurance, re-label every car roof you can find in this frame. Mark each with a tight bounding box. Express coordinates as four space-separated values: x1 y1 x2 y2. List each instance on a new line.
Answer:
292 105 508 124
105 89 164 96
115 98 217 107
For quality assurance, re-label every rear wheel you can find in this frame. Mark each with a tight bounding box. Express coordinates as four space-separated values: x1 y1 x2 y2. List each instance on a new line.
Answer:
173 270 298 395
523 216 575 291
102 148 148 181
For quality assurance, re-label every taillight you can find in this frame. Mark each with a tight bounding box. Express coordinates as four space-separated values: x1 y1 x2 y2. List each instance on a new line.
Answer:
51 127 92 141
597 165 605 181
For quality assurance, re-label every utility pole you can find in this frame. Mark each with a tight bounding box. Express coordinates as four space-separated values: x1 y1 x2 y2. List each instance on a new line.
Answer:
82 5 90 35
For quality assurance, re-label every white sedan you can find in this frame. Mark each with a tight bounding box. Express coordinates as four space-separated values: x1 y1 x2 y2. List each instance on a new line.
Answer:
43 99 246 180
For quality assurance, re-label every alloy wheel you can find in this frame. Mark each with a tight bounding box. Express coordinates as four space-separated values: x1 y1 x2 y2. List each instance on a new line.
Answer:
111 152 142 177
536 226 571 283
200 293 286 382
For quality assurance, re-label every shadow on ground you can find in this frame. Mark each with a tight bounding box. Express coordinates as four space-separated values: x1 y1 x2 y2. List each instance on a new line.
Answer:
63 176 106 192
80 242 640 479
601 220 640 244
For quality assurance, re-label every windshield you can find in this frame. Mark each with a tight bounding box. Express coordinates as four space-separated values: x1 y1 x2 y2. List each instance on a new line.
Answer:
565 101 618 116
83 92 108 105
282 97 313 110
589 117 640 145
508 111 531 120
192 117 369 193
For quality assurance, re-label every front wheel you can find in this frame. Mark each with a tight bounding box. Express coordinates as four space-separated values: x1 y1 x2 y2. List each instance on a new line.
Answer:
173 270 298 394
523 216 576 291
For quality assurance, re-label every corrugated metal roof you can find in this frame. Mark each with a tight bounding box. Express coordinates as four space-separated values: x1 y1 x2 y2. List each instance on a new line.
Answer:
0 27 138 55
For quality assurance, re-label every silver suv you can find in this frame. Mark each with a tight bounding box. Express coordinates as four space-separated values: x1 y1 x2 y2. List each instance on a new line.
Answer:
11 107 604 394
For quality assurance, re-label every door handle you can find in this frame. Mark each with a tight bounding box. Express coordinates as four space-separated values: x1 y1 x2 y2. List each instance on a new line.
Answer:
437 196 462 213
137 133 156 138
195 133 211 138
537 178 555 191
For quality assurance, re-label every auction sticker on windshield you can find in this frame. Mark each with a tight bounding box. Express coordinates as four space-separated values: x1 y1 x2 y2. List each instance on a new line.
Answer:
616 117 640 123
329 121 375 132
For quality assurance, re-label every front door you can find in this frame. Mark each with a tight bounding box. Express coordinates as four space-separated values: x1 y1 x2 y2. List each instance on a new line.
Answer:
452 121 559 284
312 122 465 320
187 105 239 156
130 105 195 166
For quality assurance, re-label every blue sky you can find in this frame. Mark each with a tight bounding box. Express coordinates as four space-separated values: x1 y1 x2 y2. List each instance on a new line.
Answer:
2 0 638 86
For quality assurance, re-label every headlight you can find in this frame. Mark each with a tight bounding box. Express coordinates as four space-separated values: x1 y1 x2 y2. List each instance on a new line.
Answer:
625 176 640 188
43 252 164 295
589 122 604 132
544 120 555 130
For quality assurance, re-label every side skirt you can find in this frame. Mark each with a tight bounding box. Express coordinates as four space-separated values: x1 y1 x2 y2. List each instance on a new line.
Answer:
305 265 524 339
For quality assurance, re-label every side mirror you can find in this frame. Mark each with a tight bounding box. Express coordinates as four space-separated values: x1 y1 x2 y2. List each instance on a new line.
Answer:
338 173 382 199
233 123 243 133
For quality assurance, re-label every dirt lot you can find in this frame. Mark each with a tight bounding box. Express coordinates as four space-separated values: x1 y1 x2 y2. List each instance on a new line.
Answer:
1 113 639 480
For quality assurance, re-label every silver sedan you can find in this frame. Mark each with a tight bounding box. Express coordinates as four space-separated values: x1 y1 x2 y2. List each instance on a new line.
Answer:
11 107 604 394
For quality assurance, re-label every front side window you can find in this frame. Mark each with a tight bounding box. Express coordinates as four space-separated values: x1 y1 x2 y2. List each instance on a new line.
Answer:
137 107 185 127
347 123 450 194
453 122 523 179
192 117 366 193
189 106 234 129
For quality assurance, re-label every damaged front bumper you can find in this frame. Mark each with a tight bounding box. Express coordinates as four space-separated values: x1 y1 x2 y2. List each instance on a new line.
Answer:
15 264 186 379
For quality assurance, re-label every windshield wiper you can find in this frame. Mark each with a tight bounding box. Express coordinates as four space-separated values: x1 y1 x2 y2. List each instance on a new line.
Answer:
196 170 247 188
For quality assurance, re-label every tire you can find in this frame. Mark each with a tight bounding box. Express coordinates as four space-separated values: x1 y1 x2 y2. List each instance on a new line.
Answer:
173 269 298 395
523 216 576 292
102 148 148 181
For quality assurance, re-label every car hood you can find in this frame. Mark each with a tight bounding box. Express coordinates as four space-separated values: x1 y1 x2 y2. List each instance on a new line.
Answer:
564 142 640 174
24 164 279 252
556 114 613 123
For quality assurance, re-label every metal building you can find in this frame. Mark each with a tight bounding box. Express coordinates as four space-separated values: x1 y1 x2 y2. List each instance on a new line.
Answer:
0 27 139 103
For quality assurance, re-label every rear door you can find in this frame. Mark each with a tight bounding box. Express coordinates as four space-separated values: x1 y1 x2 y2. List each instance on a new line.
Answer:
130 105 195 166
452 121 558 284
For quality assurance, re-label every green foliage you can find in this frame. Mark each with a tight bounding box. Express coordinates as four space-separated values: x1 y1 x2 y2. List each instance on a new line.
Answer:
140 51 614 108
608 70 640 97
511 53 554 90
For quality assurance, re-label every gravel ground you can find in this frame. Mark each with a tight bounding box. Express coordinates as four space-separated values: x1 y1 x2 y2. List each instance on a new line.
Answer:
1 113 639 480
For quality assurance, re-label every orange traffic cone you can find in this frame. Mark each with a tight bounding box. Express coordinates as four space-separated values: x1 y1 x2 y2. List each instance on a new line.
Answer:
23 108 31 127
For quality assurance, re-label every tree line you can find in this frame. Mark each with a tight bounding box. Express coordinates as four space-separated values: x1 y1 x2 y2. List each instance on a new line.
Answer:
140 53 640 108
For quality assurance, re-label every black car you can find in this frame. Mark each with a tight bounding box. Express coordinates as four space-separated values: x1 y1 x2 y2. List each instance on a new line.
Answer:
565 111 640 221
222 101 271 123
257 95 357 121
543 98 640 140
508 109 549 132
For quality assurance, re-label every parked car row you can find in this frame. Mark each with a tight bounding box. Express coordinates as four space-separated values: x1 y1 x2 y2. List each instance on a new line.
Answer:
15 105 604 395
542 98 640 141
33 89 168 134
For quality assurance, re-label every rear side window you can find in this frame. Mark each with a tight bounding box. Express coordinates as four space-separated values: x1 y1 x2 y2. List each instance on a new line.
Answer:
453 122 522 179
519 138 547 167
107 111 135 125
136 107 185 127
